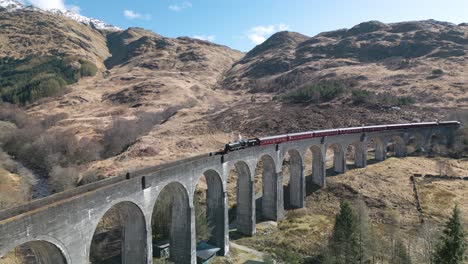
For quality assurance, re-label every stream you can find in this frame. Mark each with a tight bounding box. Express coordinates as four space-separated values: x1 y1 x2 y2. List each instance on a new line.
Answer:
32 176 51 199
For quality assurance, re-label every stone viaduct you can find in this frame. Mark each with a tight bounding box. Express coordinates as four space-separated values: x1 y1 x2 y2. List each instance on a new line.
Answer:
0 123 458 263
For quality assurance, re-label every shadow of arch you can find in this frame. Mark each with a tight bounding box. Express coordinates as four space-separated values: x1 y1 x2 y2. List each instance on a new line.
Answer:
255 154 279 221
152 181 192 263
0 240 68 264
305 145 324 193
89 201 147 264
229 161 254 236
194 169 225 254
282 149 304 209
406 133 425 155
388 136 406 157
428 133 446 156
326 143 345 175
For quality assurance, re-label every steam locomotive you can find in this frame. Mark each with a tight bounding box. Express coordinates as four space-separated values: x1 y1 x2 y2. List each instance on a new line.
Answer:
220 121 460 153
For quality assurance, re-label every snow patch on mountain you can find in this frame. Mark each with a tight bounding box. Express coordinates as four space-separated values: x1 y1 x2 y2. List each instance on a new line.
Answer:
51 9 122 31
0 0 121 31
0 0 23 10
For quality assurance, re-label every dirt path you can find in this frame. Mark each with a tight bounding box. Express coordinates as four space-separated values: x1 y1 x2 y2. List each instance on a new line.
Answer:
229 242 272 263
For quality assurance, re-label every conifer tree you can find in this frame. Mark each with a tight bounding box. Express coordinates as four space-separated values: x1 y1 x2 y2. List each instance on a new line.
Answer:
391 239 412 264
433 205 466 264
327 201 360 264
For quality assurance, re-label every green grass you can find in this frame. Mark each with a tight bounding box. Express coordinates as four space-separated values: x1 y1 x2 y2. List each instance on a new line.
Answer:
351 89 415 107
276 80 345 104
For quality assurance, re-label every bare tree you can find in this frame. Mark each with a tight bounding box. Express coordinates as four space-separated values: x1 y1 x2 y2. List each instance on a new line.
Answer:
417 222 438 264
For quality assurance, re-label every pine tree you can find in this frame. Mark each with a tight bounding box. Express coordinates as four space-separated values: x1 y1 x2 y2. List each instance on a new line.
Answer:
391 239 412 264
433 205 466 264
327 201 360 264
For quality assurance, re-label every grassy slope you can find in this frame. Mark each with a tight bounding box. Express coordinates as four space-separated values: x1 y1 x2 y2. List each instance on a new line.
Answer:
231 156 467 263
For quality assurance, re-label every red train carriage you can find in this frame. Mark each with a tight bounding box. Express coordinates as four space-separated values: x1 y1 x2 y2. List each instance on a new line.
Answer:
222 121 460 153
258 134 288 145
288 132 315 141
363 125 388 132
314 129 339 138
410 122 438 129
339 127 364 134
386 123 414 130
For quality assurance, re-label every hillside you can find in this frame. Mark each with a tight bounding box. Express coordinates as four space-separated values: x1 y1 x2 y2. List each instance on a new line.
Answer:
0 11 466 200
0 8 467 263
222 20 468 109
0 7 110 66
232 156 468 263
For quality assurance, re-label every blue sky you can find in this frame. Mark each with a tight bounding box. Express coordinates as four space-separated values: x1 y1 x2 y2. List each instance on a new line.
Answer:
26 0 468 52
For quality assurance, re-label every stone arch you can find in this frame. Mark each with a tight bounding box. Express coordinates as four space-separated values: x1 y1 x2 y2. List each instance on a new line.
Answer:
255 154 281 221
282 149 304 208
228 161 254 236
327 143 345 174
406 132 425 155
0 240 68 264
89 201 147 264
346 141 366 168
151 181 193 263
194 169 226 254
428 132 446 155
388 135 406 157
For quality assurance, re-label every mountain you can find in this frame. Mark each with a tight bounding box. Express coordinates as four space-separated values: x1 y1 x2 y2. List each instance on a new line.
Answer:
0 4 242 104
0 0 120 31
222 20 468 108
0 12 465 179
0 12 467 263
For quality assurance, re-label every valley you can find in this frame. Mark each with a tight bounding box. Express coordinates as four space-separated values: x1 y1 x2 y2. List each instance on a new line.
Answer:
0 1 467 263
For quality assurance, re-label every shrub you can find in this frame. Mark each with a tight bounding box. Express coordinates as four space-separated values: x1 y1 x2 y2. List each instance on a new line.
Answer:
351 89 373 105
48 165 81 193
80 59 98 77
0 103 29 128
41 113 69 128
432 69 444 75
351 89 415 107
0 105 100 177
279 80 345 103
101 106 181 158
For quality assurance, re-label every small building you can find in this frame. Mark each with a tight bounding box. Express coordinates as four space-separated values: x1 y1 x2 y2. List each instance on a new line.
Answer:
196 242 220 264
153 240 170 258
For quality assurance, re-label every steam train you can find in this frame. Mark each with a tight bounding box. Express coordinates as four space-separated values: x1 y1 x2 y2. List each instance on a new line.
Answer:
220 121 460 153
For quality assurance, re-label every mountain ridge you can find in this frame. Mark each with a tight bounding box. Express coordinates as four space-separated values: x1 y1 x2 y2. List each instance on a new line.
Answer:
0 0 121 31
221 19 468 108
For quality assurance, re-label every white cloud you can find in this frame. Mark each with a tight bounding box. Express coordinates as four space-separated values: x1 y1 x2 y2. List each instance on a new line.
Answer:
193 35 216 42
27 0 81 13
169 1 192 12
123 9 151 20
67 5 80 14
247 23 290 45
28 0 66 11
278 23 290 31
124 10 140 19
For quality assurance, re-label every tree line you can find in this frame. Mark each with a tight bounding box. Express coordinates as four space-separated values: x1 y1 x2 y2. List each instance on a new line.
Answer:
0 103 183 193
0 55 97 104
325 200 466 264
